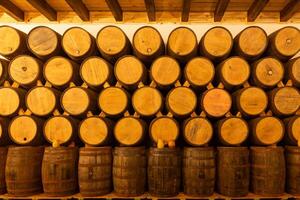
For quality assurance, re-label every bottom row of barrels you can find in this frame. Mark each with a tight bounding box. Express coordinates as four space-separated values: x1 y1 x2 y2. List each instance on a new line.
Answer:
0 146 298 197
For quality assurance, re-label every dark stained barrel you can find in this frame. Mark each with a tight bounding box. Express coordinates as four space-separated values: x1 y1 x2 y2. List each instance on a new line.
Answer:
79 147 112 196
250 147 285 196
148 148 181 197
183 147 215 196
217 147 250 197
0 147 7 194
285 146 300 195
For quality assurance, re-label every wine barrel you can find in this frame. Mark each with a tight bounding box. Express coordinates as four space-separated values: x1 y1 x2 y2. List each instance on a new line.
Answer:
62 27 97 62
9 55 43 88
0 117 10 145
269 86 300 116
44 56 81 90
133 26 165 64
0 25 28 59
113 147 146 196
183 117 213 146
286 57 300 87
285 146 300 195
268 26 300 61
217 117 249 146
27 26 62 60
114 55 146 90
199 26 233 62
78 147 112 196
150 56 181 89
284 116 300 146
114 116 146 146
167 27 197 64
0 147 7 194
234 26 268 61
217 147 250 197
250 116 284 146
251 57 284 89
183 147 215 196
148 148 181 197
5 146 44 196
79 116 113 146
250 147 285 195
42 147 78 196
0 59 9 86
0 87 26 117
132 86 163 117
96 25 131 63
166 86 197 117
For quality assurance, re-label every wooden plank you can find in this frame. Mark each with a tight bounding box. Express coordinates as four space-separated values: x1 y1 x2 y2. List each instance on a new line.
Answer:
105 0 123 21
280 0 300 21
65 0 89 21
144 0 155 21
181 0 191 21
0 0 24 21
247 0 269 22
26 0 57 21
214 0 230 21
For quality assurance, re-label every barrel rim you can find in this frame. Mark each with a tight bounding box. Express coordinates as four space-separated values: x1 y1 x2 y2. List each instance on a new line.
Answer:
272 86 300 115
0 25 22 56
0 86 21 117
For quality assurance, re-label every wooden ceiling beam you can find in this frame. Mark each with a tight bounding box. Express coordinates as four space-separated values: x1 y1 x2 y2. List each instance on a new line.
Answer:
144 0 155 21
214 0 230 22
26 0 57 21
182 0 191 22
247 0 269 22
280 0 300 22
65 0 89 21
0 0 24 21
105 0 123 21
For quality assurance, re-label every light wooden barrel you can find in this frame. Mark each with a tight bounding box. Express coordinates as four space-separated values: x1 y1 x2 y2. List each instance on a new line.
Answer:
0 117 11 145
42 147 78 196
0 147 7 194
284 116 300 146
0 59 9 86
285 146 300 195
96 25 131 63
286 57 300 87
133 26 165 64
78 147 112 196
0 87 26 117
5 146 44 196
167 27 198 64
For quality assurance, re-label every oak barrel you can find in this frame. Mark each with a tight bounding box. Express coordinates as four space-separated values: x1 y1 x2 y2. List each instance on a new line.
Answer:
286 57 300 87
0 117 10 145
0 87 26 117
0 147 7 194
284 116 300 146
285 146 300 195
0 59 9 86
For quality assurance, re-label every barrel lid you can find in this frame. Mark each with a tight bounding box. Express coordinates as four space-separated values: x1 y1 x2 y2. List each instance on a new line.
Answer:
291 116 300 142
220 117 248 145
44 116 73 144
0 26 20 56
61 87 89 116
274 27 300 57
291 58 300 83
149 116 179 143
273 87 300 115
255 117 284 145
0 87 20 116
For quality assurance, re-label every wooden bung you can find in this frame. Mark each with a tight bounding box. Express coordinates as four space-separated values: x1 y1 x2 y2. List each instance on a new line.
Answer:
27 26 62 61
0 147 7 194
183 117 213 146
62 27 97 62
199 26 233 62
0 86 26 117
251 57 284 89
284 116 300 146
0 117 11 145
132 26 165 64
286 57 300 88
234 26 268 61
0 59 9 86
167 27 198 64
44 56 81 90
96 25 131 63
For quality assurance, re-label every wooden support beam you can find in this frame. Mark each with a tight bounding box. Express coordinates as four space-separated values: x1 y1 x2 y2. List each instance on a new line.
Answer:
182 0 191 22
105 0 123 21
247 0 269 22
144 0 155 21
26 0 57 21
280 0 300 22
65 0 89 21
0 0 24 21
214 0 230 22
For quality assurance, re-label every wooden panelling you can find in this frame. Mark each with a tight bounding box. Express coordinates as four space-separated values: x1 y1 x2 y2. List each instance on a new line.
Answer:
47 0 72 11
155 0 183 11
10 0 37 11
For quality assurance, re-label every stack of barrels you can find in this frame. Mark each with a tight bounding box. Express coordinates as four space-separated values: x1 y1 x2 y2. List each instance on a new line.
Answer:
0 24 299 198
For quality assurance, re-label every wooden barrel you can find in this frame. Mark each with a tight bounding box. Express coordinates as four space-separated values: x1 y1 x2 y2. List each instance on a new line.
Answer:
27 26 62 60
183 147 215 196
133 26 165 64
114 55 146 90
0 59 9 86
166 86 197 117
284 116 300 145
78 147 112 196
148 148 181 197
201 88 232 118
269 86 300 116
184 57 215 90
44 56 81 90
250 147 285 195
251 57 284 89
217 147 249 197
183 117 213 146
234 26 268 61
113 147 146 196
268 26 300 61
233 86 268 117
42 147 78 196
5 146 44 196
96 25 131 63
167 27 197 64
0 147 7 194
80 56 113 90
199 26 233 62
114 116 146 146
0 117 11 145
150 56 181 89
286 57 300 87
0 87 26 117
79 116 113 146
61 86 98 117
285 146 300 195
132 86 163 117
217 117 249 146
0 25 28 59
9 55 43 88
62 27 97 62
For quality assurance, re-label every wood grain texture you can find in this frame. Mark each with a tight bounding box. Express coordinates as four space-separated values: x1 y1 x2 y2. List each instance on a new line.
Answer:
144 0 155 21
105 0 123 21
181 0 191 22
247 0 269 22
27 0 57 21
65 0 89 21
0 0 24 21
280 0 300 21
214 0 230 21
